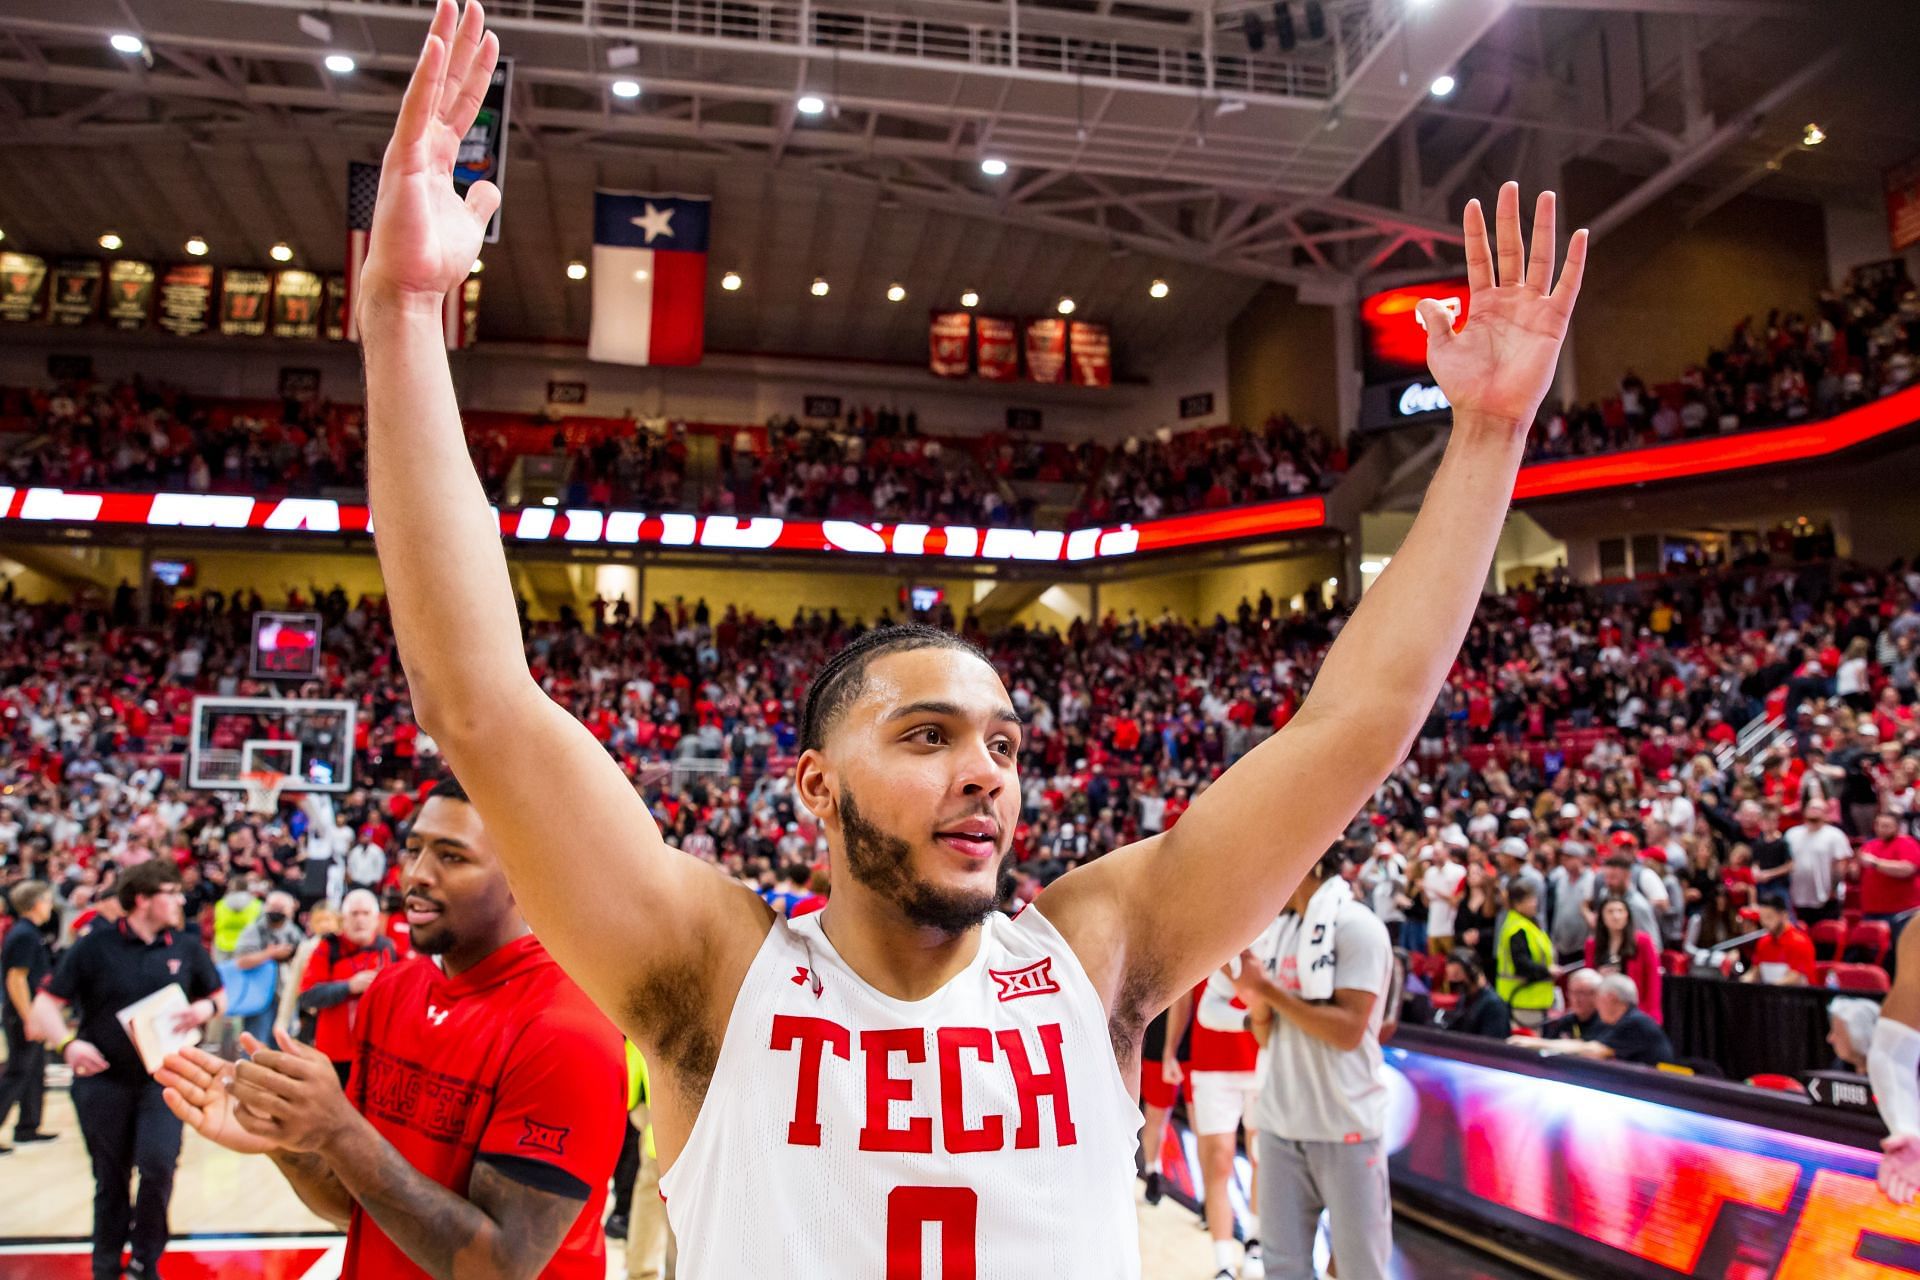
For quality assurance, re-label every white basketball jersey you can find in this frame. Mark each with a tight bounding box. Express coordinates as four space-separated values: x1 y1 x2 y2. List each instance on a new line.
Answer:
659 904 1143 1278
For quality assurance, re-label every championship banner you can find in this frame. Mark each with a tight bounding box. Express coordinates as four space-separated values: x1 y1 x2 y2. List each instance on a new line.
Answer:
0 252 47 323
976 316 1019 381
588 191 707 366
48 259 102 326
324 275 348 341
158 263 214 337
1887 154 1920 254
1024 317 1067 384
107 260 156 331
271 269 323 340
455 58 512 243
220 269 271 337
1069 320 1112 388
930 311 972 378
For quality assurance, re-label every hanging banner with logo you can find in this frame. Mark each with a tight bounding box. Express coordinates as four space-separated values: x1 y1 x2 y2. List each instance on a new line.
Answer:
1069 320 1112 388
158 263 214 337
455 58 513 243
1024 317 1067 385
930 311 972 378
47 260 102 326
1888 154 1920 254
107 260 156 331
271 269 323 340
324 275 348 341
976 316 1019 381
220 269 271 337
0 252 47 323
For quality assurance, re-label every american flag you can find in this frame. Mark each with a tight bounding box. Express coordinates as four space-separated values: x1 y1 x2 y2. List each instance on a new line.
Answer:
344 160 473 350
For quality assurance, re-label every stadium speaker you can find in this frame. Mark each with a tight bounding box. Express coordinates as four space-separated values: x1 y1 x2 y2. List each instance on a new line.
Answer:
1304 0 1326 40
1274 2 1297 52
1242 10 1265 51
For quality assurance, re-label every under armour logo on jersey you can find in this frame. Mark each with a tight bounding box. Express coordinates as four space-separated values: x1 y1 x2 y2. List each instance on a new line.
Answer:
518 1118 569 1156
988 957 1060 1002
791 966 823 998
425 1005 451 1027
167 959 182 975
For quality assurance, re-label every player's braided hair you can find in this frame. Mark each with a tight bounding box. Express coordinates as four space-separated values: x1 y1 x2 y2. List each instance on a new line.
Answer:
798 623 989 754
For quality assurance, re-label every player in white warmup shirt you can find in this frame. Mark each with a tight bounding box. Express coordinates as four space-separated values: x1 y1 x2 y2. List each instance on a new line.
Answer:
357 3 1588 1272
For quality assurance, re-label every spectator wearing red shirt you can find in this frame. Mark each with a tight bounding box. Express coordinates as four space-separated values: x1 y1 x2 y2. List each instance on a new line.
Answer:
159 777 626 1280
1858 811 1920 929
1745 900 1819 986
297 888 399 1084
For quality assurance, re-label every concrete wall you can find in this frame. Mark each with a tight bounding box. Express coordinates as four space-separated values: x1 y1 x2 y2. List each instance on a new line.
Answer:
1226 286 1341 440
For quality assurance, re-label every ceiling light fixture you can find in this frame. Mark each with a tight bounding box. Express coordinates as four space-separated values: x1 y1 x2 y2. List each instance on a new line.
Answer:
606 44 640 68
1149 279 1170 299
1429 73 1456 97
184 236 209 257
1056 297 1076 315
797 95 826 116
960 290 979 308
324 53 356 74
886 283 906 302
721 271 743 291
109 33 146 55
980 157 1008 176
611 79 641 99
1803 122 1826 146
298 13 333 42
567 260 588 281
811 278 830 297
98 232 123 251
270 241 294 262
470 259 484 274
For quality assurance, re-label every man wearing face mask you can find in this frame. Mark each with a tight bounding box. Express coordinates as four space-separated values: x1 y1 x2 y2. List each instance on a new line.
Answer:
232 891 306 1045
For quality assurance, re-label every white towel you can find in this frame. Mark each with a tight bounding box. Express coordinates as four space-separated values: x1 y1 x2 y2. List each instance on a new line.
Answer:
1296 875 1353 1002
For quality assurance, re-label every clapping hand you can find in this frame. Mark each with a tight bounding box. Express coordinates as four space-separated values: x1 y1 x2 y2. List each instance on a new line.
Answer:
158 1045 281 1155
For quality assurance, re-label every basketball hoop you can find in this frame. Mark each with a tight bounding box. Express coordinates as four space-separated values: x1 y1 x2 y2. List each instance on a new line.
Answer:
240 770 290 816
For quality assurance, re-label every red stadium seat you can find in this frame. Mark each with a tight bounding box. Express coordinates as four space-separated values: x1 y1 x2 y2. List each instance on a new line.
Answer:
1828 963 1891 993
1846 920 1892 967
1843 910 1863 933
1745 1074 1805 1095
1662 950 1690 976
1810 919 1845 961
1430 993 1460 1011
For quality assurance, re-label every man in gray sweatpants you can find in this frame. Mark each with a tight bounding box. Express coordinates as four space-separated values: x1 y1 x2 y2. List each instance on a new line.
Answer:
1225 848 1395 1280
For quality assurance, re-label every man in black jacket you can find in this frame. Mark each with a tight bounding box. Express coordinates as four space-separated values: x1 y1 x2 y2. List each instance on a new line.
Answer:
1439 949 1511 1038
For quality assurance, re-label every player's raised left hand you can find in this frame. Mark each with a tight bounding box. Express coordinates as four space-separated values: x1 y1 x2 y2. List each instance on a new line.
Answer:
230 1028 358 1154
1418 183 1589 434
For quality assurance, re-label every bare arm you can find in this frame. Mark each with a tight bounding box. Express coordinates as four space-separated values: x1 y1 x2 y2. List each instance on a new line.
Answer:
4 969 29 1025
1044 184 1588 1015
1161 989 1191 1079
26 992 67 1046
1237 968 1377 1053
358 0 769 1089
268 1151 355 1231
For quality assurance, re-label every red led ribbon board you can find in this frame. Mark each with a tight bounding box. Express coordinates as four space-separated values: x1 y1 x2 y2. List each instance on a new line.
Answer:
1361 278 1470 383
1512 384 1920 502
0 488 1326 565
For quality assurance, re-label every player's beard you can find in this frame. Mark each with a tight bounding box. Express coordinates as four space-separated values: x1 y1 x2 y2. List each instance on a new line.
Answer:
841 785 1014 936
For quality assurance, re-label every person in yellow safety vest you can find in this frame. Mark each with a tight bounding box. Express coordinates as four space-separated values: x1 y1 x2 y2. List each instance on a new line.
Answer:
1496 884 1558 1029
212 880 266 960
617 1041 673 1280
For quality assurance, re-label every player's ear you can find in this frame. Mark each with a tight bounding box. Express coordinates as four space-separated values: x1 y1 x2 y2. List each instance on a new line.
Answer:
793 749 836 822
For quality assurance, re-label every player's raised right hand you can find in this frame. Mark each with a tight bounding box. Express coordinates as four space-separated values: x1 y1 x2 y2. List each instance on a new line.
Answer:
359 0 501 318
158 1045 281 1156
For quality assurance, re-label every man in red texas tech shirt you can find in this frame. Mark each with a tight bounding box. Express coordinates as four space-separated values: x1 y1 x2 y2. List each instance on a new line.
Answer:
159 776 626 1279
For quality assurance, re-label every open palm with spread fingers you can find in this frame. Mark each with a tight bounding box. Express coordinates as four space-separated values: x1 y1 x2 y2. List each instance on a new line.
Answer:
158 1045 281 1156
1420 182 1589 432
360 0 501 312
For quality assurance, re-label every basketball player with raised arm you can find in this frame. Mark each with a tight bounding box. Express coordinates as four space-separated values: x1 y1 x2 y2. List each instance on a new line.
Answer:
1868 908 1920 1203
359 4 1588 1272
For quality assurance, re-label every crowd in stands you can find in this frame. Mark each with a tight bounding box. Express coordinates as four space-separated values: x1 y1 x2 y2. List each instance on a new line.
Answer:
1527 262 1920 462
2 549 1919 1079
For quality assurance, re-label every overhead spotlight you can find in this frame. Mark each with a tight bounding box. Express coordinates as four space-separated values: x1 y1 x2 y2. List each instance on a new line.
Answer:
960 289 980 308
721 271 743 291
324 53 356 74
1242 11 1265 51
298 12 333 42
470 259 484 274
980 157 1008 177
566 260 588 281
541 496 559 506
98 232 123 251
109 33 146 55
1273 3 1296 52
1429 73 1456 98
0 228 6 243
1056 297 1076 315
1216 98 1247 117
1304 0 1326 40
797 94 826 116
184 236 209 257
632 268 649 281
886 283 907 302
270 241 294 262
611 79 641 99
811 277 830 297
1803 122 1826 147
1765 157 1783 172
606 43 641 69
1149 279 1170 299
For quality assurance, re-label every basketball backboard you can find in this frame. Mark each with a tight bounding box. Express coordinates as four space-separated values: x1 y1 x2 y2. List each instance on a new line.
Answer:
188 696 357 794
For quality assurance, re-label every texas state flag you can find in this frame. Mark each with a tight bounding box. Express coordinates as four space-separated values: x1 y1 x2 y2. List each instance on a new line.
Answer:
589 191 710 367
